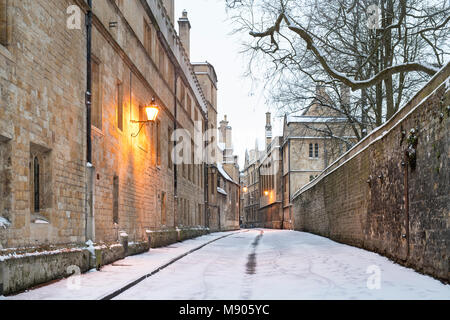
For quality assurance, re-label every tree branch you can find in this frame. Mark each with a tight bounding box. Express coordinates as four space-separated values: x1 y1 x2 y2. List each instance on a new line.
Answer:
249 12 438 91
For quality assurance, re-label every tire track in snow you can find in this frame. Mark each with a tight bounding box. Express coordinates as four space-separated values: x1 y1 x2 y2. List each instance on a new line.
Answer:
240 229 264 299
102 231 241 300
200 230 251 299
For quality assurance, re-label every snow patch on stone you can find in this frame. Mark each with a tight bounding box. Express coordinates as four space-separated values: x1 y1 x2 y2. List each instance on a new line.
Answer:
0 217 11 229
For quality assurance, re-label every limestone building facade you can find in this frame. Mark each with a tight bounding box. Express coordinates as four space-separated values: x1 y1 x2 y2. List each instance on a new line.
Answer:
0 0 87 248
281 85 356 229
206 115 240 231
0 0 240 250
258 135 283 229
240 143 262 227
241 86 354 229
240 113 283 229
86 0 213 243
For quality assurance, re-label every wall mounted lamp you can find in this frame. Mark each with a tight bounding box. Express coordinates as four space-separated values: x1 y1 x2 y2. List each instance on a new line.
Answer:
131 97 159 137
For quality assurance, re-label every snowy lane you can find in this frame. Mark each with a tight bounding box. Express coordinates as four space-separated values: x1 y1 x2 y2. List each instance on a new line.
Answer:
115 229 450 300
115 229 258 300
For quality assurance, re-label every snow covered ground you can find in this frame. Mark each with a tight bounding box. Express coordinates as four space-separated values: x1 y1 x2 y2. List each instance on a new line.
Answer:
114 229 450 300
3 229 450 300
3 231 237 300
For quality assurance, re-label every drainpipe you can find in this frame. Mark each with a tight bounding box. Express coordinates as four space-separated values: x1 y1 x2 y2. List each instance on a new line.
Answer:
403 153 410 258
85 0 94 242
204 118 209 229
288 139 292 229
86 0 92 164
173 71 178 228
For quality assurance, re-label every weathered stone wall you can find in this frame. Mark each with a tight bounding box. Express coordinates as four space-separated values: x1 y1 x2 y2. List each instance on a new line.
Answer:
259 202 283 229
0 0 87 248
293 63 450 282
1 249 91 295
0 226 210 295
89 0 207 244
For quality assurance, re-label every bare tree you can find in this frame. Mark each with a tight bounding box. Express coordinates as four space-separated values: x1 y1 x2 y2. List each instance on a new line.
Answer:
226 0 449 138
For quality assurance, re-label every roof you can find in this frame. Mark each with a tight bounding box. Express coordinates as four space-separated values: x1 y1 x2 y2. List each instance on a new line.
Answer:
217 187 228 196
286 115 348 124
217 163 238 185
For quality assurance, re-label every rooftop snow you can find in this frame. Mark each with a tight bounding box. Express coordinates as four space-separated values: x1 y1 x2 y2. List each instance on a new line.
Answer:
217 163 238 184
287 115 349 123
217 187 228 196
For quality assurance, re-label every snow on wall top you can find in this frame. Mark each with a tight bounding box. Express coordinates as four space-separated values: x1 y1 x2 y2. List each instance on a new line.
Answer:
0 216 11 229
292 61 450 200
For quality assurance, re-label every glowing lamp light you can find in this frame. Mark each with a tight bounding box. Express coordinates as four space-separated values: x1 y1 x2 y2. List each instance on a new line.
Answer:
243 187 248 193
145 98 159 122
264 191 269 196
131 97 159 138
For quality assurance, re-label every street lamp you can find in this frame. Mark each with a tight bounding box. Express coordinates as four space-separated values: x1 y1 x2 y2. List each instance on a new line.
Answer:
145 98 159 122
131 97 159 137
243 186 248 193
264 190 269 196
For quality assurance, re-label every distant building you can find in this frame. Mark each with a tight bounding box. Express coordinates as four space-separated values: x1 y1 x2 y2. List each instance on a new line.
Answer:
240 114 283 229
281 85 357 229
240 142 263 227
259 135 283 229
205 115 240 232
241 85 355 229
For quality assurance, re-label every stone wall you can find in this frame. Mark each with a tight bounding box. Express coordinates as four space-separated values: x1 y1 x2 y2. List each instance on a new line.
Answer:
1 248 91 295
0 0 87 248
89 0 207 245
292 63 450 282
259 202 283 229
0 226 210 295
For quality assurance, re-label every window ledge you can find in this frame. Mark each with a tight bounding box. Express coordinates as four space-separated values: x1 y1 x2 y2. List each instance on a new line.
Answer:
31 213 50 225
91 125 104 136
0 44 15 63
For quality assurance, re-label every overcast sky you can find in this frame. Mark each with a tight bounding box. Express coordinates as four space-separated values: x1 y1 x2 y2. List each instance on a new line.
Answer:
174 0 284 169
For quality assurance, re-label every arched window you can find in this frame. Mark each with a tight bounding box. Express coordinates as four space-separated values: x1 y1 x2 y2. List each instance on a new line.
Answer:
315 143 319 158
0 0 8 46
0 138 11 223
30 143 52 216
113 175 119 224
33 156 40 212
309 143 313 158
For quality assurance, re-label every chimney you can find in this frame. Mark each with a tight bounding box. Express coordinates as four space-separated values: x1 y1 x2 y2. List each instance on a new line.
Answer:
220 115 233 149
315 82 326 102
178 10 191 59
265 112 272 149
340 83 350 106
162 0 175 25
